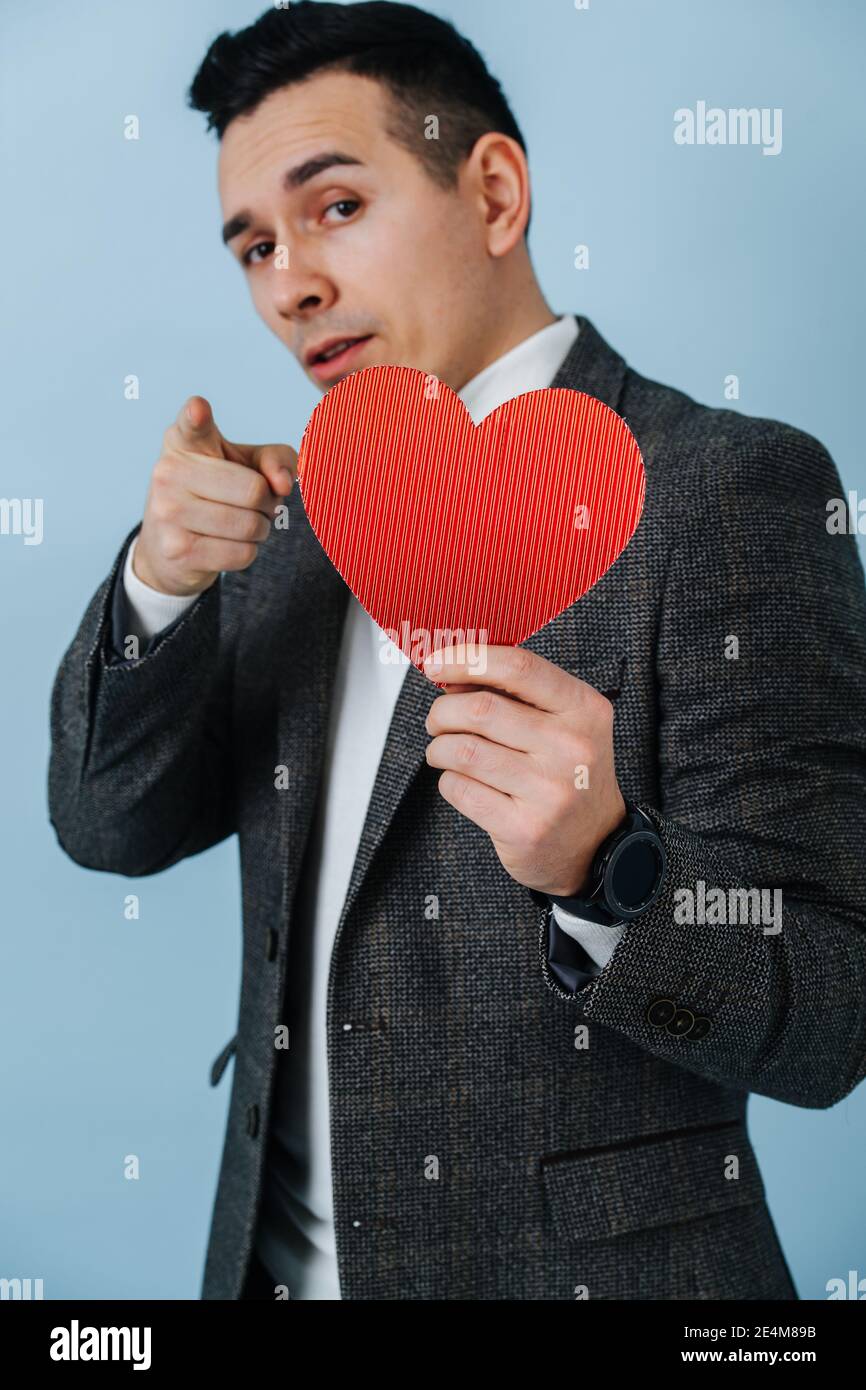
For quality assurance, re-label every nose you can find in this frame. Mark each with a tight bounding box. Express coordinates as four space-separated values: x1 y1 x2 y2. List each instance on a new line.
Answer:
270 236 336 325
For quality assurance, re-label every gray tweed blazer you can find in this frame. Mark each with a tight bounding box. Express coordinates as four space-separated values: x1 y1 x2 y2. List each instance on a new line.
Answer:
48 316 866 1300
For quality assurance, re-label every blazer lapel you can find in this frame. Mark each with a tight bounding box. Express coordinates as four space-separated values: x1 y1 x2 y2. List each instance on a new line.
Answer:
275 483 351 922
329 314 631 945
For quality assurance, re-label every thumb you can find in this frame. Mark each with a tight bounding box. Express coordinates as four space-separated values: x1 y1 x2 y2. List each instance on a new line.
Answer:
235 442 299 496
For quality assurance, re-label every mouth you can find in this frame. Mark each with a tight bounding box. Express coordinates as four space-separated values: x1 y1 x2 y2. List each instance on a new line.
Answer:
306 334 375 382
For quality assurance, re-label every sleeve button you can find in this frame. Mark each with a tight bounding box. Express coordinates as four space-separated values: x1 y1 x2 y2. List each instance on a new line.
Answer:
666 1007 695 1037
646 997 676 1027
685 1014 712 1041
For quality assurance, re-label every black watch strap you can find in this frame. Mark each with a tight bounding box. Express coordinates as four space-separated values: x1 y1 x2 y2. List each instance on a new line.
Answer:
546 802 665 925
546 895 624 928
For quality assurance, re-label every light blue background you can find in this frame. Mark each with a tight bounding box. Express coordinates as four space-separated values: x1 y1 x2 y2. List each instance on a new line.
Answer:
1 0 863 1300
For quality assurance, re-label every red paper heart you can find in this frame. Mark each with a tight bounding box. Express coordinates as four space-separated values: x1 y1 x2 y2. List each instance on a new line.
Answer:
298 366 645 674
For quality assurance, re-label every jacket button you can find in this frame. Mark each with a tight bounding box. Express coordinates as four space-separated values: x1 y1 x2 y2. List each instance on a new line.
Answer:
646 998 676 1027
265 928 278 962
686 1014 712 1041
246 1104 259 1138
667 1007 695 1037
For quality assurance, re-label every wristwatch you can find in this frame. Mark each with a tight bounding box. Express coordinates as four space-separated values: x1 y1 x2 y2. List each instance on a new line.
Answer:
545 800 666 927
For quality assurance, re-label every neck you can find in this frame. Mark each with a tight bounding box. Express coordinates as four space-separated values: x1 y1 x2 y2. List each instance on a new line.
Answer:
456 266 558 389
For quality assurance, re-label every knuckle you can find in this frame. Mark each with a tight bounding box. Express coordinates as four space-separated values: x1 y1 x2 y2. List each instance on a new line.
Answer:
243 473 270 510
509 647 536 681
235 541 258 569
452 780 470 809
159 522 189 563
469 689 497 722
237 508 263 542
589 688 614 722
455 737 482 768
151 488 180 525
467 779 492 813
152 454 177 488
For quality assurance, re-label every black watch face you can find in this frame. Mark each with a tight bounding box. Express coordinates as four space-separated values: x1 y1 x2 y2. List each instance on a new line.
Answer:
607 836 663 915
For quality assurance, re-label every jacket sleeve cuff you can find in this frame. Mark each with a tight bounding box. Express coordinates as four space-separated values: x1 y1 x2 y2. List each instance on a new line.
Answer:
528 887 601 994
108 525 205 665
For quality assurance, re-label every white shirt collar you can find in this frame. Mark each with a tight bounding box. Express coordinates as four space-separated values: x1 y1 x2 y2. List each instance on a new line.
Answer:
458 313 579 425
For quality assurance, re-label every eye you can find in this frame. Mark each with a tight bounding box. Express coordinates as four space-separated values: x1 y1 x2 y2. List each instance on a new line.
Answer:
242 240 275 267
323 198 360 223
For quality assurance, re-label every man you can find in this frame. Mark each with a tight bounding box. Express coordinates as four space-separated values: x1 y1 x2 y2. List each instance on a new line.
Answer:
48 1 866 1301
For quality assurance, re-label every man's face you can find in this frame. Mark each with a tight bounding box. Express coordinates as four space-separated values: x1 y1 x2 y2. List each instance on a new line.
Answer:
218 70 492 393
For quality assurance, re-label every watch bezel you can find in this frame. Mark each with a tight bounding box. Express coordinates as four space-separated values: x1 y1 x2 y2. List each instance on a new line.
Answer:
546 802 666 924
601 827 666 920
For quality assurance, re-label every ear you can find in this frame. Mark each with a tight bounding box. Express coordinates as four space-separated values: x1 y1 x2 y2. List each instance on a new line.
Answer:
463 132 531 257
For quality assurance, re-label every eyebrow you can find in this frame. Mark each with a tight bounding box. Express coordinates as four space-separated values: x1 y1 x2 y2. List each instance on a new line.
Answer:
221 151 365 245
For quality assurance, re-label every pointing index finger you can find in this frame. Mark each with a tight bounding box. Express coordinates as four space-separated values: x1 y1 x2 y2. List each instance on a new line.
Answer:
175 395 226 459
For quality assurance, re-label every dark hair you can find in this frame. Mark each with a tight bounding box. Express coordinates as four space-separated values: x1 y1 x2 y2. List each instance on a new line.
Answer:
188 0 530 230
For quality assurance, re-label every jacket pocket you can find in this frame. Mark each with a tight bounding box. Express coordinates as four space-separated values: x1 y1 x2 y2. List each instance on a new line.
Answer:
209 1034 237 1088
540 1119 764 1242
573 650 627 703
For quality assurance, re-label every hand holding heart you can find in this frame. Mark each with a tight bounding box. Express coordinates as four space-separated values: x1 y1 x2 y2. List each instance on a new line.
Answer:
421 643 626 897
298 365 644 898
